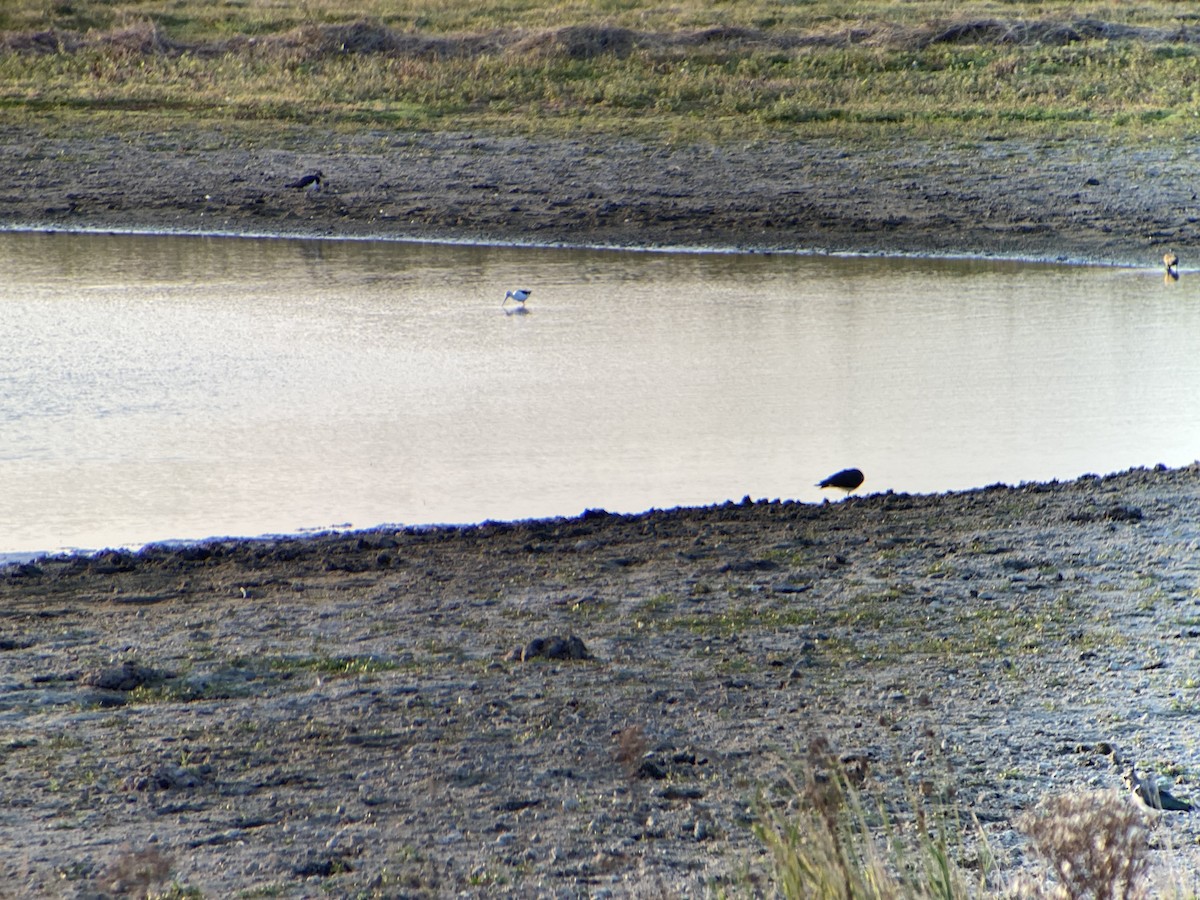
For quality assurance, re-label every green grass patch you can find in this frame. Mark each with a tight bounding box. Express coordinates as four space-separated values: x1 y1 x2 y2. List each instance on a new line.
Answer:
3 2 1200 143
267 653 405 676
119 652 413 705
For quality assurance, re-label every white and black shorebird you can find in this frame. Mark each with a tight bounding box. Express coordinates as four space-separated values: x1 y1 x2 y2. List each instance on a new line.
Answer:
503 289 531 307
817 467 865 494
285 170 323 191
503 289 531 315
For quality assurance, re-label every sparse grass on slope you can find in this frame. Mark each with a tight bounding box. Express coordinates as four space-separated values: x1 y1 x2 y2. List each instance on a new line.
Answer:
758 735 1166 898
2 2 1200 142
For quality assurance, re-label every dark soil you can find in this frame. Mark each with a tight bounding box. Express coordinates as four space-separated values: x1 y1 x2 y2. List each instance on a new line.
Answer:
1 124 1194 266
2 467 1200 896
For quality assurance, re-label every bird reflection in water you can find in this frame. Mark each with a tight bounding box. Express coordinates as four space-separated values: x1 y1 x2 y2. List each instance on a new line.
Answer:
503 289 531 315
1163 251 1180 283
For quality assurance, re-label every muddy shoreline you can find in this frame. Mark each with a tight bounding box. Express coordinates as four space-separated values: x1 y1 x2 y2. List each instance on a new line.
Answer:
2 125 1196 266
4 467 1200 896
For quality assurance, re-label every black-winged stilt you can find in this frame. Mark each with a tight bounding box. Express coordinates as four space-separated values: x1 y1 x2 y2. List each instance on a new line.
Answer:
285 170 323 191
502 289 531 307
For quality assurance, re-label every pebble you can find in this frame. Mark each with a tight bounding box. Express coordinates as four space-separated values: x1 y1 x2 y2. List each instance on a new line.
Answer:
507 635 594 662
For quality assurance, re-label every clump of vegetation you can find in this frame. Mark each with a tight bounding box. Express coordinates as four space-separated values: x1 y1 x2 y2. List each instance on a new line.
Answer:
754 736 983 898
755 736 1169 899
93 843 200 899
1014 790 1152 899
614 723 649 780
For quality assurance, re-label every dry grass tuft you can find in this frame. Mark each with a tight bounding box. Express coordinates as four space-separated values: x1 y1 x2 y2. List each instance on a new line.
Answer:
296 20 399 55
94 843 174 899
94 20 174 57
755 735 981 898
614 724 649 780
757 731 1166 900
1015 790 1152 900
514 25 637 60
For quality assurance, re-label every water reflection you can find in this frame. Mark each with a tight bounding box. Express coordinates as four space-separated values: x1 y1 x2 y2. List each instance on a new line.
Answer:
1 230 1198 554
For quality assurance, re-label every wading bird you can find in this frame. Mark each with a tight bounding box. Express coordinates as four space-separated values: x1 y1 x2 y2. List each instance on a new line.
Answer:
817 467 865 494
285 170 323 191
503 289 531 307
1164 251 1179 278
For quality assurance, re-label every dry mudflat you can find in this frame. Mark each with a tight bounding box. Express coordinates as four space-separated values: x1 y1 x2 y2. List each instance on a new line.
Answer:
2 125 1200 897
3 467 1200 897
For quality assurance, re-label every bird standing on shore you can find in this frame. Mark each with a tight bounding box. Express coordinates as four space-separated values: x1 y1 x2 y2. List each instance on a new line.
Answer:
285 170 324 191
1123 765 1193 812
1164 251 1179 279
817 468 865 494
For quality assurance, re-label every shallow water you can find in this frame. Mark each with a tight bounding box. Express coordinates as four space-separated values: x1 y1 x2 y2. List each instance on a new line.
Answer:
2 231 1198 555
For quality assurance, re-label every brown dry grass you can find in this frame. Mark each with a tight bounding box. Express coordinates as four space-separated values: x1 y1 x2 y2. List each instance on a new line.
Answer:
0 16 1193 60
95 844 176 899
1015 792 1153 900
2 8 1198 144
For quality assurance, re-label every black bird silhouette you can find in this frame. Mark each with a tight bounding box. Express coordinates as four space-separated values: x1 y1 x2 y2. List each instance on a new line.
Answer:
285 170 323 191
817 468 865 494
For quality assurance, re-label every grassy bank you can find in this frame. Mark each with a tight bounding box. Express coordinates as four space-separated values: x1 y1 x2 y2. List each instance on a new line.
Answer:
3 1 1200 142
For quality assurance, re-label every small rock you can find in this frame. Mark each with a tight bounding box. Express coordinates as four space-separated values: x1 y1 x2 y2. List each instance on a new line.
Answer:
123 763 209 792
293 853 346 878
509 634 593 662
658 785 704 800
80 660 158 692
637 759 667 780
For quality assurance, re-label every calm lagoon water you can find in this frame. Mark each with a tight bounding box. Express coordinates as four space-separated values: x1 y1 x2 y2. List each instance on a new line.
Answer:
3 230 1199 556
